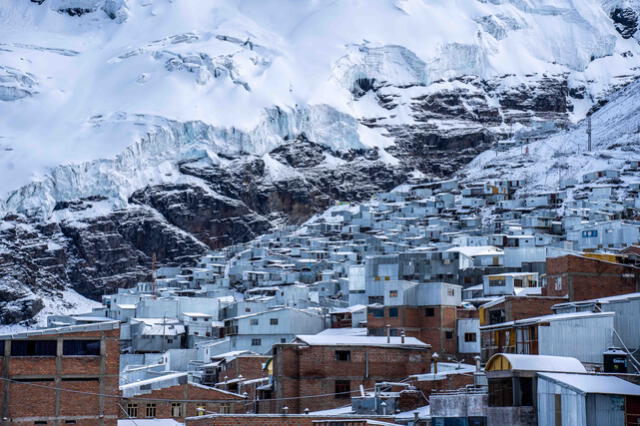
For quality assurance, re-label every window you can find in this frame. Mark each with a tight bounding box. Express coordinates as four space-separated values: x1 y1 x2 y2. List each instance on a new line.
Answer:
384 276 390 281
335 380 350 398
270 318 279 325
145 403 156 417
167 339 173 344
424 307 434 317
196 406 206 416
335 350 351 361
447 288 455 296
251 338 262 346
488 309 506 325
245 308 251 313
63 340 100 356
64 421 77 424
219 403 231 414
555 277 563 291
488 378 513 407
126 403 138 418
0 341 4 356
388 307 399 318
34 422 47 425
171 402 184 417
464 333 477 342
389 290 398 298
11 340 57 356
250 319 259 326
371 308 384 318
445 331 453 339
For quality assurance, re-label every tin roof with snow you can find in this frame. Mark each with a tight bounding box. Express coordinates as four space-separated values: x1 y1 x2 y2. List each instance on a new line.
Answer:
293 335 430 349
539 372 640 395
446 245 503 257
480 311 613 330
486 354 586 373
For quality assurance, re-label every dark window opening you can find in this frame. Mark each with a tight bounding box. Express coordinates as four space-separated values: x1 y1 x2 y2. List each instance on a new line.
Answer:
371 308 384 318
464 333 477 342
335 380 350 398
424 307 435 317
388 307 399 318
65 421 77 424
270 318 279 325
517 377 533 406
63 340 100 356
368 296 384 305
489 309 506 325
11 340 57 356
445 331 453 339
335 350 351 361
488 378 513 407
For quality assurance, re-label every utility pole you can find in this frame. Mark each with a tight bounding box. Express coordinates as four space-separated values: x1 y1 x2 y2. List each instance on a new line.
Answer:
587 115 592 152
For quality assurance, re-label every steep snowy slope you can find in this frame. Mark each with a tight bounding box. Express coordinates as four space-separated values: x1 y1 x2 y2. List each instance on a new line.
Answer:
462 77 640 193
3 0 640 209
2 0 640 324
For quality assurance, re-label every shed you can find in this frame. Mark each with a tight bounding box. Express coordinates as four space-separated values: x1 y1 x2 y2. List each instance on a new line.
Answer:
537 372 640 426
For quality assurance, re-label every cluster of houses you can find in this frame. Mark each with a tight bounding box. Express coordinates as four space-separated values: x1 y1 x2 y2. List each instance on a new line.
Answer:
2 168 640 425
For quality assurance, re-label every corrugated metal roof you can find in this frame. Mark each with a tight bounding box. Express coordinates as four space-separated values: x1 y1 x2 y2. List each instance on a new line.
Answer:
0 320 120 339
539 372 640 395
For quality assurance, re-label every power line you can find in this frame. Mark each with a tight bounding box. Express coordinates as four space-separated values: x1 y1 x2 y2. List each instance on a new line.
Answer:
0 375 377 403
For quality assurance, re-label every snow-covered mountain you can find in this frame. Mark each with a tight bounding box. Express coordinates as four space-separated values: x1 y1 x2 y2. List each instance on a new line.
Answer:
2 0 640 325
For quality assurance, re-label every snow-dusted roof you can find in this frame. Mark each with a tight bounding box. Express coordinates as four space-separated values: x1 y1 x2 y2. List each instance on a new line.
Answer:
294 335 429 348
539 372 640 395
316 328 368 336
487 354 586 373
481 311 613 330
446 245 503 257
330 304 367 314
553 292 640 309
0 320 120 339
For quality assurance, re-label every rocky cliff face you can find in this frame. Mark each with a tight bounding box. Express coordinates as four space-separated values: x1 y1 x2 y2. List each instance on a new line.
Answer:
3 0 640 324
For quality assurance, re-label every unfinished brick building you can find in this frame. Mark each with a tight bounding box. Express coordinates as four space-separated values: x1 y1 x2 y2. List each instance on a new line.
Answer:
270 334 431 414
0 321 120 426
367 305 457 355
120 375 246 421
544 254 640 301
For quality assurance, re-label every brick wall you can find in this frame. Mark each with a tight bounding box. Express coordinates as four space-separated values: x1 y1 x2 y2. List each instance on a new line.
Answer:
271 343 430 413
122 383 246 420
219 356 270 381
0 326 120 426
367 305 457 355
544 255 640 301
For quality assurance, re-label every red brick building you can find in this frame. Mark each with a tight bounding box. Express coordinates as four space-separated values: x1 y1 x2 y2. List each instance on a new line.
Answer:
0 321 120 425
120 374 246 420
269 335 431 414
543 254 640 301
367 305 457 355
